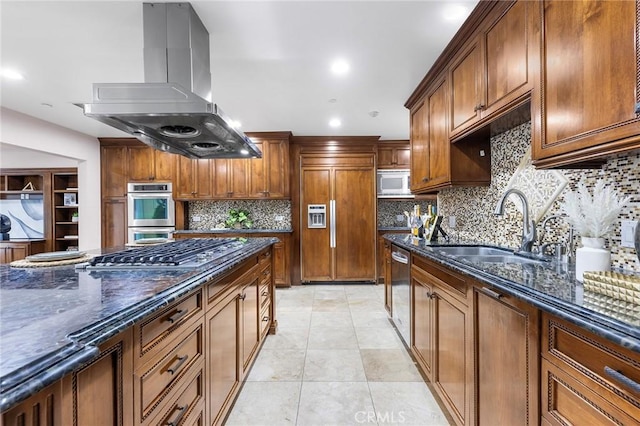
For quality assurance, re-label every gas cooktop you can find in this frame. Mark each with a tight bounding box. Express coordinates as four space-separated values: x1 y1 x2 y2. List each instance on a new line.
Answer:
84 238 246 270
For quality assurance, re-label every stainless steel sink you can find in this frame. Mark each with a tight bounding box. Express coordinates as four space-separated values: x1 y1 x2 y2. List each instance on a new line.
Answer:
435 246 513 257
434 246 545 265
457 255 544 265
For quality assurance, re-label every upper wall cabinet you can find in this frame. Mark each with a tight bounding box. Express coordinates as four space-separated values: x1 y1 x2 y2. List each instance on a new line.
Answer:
245 132 291 199
531 0 640 167
128 146 176 182
377 141 411 169
450 0 536 139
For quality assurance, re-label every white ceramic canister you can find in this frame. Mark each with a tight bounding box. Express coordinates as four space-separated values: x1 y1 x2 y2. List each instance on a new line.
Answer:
575 237 611 282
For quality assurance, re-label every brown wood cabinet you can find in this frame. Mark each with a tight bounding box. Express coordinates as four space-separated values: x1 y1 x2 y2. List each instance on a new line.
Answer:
541 313 640 425
175 157 214 200
52 172 79 252
473 285 540 425
175 232 291 287
61 330 134 426
449 0 535 139
410 254 473 426
377 141 411 169
532 0 640 168
410 76 490 194
1 381 63 425
377 229 408 282
127 146 176 182
248 137 291 198
0 240 45 263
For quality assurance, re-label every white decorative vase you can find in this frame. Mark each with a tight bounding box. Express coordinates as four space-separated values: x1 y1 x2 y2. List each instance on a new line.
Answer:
575 237 610 282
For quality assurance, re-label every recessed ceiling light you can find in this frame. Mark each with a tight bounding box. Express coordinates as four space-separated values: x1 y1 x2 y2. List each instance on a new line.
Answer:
330 59 350 76
442 4 469 22
328 98 338 104
1 68 24 80
329 118 342 128
368 111 379 118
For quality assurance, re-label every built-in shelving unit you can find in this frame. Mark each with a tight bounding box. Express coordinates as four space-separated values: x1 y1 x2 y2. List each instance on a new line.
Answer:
52 172 79 251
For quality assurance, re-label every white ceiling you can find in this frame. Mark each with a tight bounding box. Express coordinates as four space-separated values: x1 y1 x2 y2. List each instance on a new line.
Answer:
0 0 478 142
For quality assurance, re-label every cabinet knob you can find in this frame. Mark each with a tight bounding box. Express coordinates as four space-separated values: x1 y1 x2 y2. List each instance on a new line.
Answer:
262 316 269 322
422 177 429 183
191 191 197 195
473 103 486 112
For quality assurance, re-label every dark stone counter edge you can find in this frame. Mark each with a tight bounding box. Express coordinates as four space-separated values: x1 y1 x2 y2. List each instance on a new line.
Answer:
174 229 293 234
377 227 410 231
0 238 278 413
384 235 640 354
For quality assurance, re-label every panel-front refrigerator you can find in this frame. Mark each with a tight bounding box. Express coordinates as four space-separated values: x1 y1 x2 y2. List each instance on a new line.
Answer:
300 156 376 282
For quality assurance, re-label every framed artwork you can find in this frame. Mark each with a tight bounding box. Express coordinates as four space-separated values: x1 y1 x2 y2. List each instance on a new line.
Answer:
63 193 77 206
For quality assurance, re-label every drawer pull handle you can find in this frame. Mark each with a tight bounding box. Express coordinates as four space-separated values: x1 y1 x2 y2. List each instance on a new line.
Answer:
167 355 189 375
239 293 246 301
262 316 269 322
480 287 503 300
262 291 269 297
604 366 640 393
165 403 189 426
167 309 188 324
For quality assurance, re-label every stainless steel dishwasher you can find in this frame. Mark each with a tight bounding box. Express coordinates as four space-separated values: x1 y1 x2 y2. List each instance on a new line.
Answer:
390 245 410 346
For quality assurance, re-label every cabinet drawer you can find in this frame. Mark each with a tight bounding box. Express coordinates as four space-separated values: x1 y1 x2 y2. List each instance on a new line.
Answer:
259 283 270 310
412 255 468 304
135 290 203 362
146 365 205 426
542 358 638 425
260 263 271 285
259 248 272 265
543 314 640 416
207 260 256 305
260 303 271 338
136 323 204 423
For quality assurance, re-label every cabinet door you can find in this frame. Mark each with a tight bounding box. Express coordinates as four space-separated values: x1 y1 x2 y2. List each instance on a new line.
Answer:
102 198 127 248
2 381 63 425
228 159 250 198
395 146 411 168
249 142 267 197
474 286 539 425
128 146 155 181
334 167 376 281
433 289 469 426
210 160 229 199
272 239 288 286
411 266 434 379
449 39 482 136
101 146 128 198
265 140 289 198
175 156 196 199
378 146 395 168
240 274 260 375
427 78 450 188
300 168 332 281
533 0 640 165
410 100 430 191
61 330 133 426
207 289 240 426
193 159 213 199
482 0 531 118
153 150 176 182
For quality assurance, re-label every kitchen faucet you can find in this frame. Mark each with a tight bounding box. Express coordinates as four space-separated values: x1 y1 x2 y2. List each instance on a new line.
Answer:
493 188 536 253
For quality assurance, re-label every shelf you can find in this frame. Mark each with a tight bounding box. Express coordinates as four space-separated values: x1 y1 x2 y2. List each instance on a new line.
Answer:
56 205 79 209
53 189 78 193
56 222 78 225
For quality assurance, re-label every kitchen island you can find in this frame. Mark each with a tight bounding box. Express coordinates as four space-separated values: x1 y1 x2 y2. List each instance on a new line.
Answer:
384 233 639 426
0 237 278 425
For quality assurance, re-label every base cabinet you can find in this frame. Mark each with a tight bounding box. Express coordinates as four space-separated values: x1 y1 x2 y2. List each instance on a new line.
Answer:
473 286 540 425
0 241 45 264
2 246 276 426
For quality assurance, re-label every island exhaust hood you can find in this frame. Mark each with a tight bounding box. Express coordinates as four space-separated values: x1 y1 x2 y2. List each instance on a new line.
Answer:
79 3 261 159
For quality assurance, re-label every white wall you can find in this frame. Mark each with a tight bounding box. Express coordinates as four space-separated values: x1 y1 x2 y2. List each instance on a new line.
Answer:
0 108 101 251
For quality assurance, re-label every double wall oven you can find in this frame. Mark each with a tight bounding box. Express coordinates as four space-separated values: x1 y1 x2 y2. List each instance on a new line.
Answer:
127 182 175 243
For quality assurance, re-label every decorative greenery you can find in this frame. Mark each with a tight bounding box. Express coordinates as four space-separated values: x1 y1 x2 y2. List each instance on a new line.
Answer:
72 212 79 217
225 209 253 229
560 180 630 238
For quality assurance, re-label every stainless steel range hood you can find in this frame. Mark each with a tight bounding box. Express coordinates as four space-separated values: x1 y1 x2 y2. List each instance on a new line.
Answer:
79 3 261 159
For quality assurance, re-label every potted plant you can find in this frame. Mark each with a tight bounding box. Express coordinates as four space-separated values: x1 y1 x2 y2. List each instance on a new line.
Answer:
224 209 253 229
72 212 79 223
560 180 630 281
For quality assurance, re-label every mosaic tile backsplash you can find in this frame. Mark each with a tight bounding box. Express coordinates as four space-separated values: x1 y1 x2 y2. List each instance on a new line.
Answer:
438 121 640 271
188 200 292 230
378 200 437 228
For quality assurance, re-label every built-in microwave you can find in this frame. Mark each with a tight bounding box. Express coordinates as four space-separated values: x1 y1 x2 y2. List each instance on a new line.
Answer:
377 169 413 198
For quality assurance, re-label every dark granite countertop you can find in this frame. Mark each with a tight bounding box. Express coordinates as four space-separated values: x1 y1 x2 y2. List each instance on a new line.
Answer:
174 228 293 234
378 227 410 231
384 234 639 353
0 237 277 412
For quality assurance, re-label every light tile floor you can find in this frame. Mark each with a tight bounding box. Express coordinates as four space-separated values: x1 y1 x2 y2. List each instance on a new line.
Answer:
225 284 450 426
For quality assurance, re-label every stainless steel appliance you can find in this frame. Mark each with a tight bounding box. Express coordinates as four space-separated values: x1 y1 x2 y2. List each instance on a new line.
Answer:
78 3 261 159
127 182 175 244
390 245 410 346
377 169 413 198
127 182 175 228
85 238 245 270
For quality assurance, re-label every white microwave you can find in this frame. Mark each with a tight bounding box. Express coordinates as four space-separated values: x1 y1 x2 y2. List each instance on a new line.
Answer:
377 169 414 198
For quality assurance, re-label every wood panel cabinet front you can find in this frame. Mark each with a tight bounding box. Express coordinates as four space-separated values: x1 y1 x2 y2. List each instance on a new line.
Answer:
102 197 127 249
532 0 640 167
2 381 63 425
377 141 411 169
411 264 435 380
473 285 539 425
175 157 213 200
